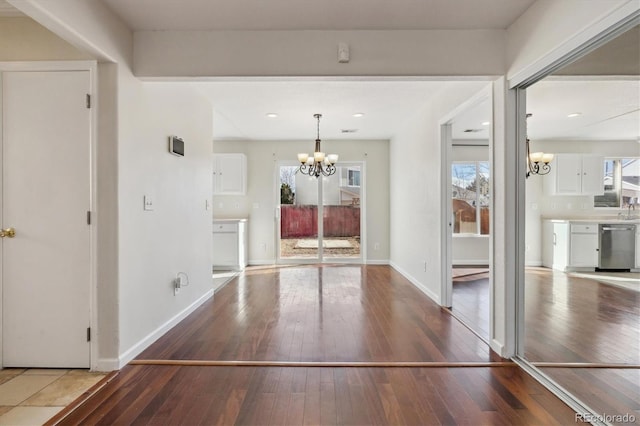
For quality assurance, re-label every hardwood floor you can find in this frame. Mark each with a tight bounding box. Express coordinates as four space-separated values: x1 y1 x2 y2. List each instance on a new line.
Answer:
56 265 582 425
137 265 492 363
451 273 490 341
449 266 640 425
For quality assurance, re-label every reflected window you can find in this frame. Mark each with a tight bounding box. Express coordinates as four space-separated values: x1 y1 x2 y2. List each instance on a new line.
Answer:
594 158 639 208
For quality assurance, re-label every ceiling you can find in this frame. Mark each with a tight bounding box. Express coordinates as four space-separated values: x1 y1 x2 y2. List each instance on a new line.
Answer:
0 0 22 16
5 1 638 143
196 80 490 141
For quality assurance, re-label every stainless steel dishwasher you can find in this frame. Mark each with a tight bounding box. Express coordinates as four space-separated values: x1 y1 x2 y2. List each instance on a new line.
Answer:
598 223 636 269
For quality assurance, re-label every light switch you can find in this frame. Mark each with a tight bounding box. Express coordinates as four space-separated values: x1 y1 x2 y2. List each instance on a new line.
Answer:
205 199 211 211
144 195 154 211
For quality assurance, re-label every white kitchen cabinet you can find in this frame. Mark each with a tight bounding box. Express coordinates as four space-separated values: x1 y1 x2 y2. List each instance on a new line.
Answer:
213 219 248 270
547 154 604 195
542 220 569 271
569 223 598 267
213 153 246 195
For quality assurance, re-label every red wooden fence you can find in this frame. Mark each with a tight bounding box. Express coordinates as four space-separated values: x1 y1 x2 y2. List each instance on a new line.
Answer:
280 205 360 238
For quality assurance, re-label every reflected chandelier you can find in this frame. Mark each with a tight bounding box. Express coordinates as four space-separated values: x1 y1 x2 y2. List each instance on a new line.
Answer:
525 113 554 178
297 114 338 177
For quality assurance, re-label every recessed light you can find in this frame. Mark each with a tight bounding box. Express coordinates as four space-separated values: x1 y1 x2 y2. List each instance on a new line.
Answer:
352 113 365 118
481 121 491 126
567 112 582 118
266 113 278 118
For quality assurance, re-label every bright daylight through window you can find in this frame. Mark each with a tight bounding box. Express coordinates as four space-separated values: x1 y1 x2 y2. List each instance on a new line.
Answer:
594 158 639 208
452 161 490 235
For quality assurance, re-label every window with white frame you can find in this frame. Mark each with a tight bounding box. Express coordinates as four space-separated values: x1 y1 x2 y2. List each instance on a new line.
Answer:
452 161 490 235
594 158 639 208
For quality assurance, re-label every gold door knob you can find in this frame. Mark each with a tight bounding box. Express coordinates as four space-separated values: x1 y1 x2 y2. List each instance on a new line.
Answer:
0 228 16 238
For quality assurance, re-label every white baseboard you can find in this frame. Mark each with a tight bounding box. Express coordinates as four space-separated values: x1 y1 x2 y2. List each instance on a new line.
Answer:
94 358 119 372
452 259 489 266
525 260 542 267
117 289 214 369
365 259 389 265
490 339 506 358
248 259 275 266
389 261 440 305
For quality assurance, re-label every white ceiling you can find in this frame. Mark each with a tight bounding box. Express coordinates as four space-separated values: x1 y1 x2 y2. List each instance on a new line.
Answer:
5 1 637 143
101 0 535 31
526 79 640 141
196 80 490 141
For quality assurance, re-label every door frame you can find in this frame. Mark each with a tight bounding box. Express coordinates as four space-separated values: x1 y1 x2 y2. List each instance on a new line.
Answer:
275 160 365 264
439 85 493 311
0 60 98 369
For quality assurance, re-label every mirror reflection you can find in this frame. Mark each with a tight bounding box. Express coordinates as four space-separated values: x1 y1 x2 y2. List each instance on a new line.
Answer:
524 24 639 423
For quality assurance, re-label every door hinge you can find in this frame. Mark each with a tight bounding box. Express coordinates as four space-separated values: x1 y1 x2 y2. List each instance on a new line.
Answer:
86 327 91 342
86 94 91 109
87 211 91 225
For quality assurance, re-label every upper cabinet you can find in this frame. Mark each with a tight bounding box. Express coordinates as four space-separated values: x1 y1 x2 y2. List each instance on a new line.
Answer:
213 153 247 195
546 154 604 196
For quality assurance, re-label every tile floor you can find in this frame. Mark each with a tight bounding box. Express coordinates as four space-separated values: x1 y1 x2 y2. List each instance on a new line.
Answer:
0 368 106 425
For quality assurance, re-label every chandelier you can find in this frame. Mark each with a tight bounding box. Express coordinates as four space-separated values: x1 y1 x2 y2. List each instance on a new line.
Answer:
297 114 338 177
525 113 553 178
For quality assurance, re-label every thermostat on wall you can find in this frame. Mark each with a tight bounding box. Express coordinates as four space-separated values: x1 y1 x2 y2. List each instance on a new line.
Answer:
169 135 185 157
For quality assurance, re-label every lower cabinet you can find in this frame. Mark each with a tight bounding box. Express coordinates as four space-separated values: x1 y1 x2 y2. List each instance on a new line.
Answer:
569 223 598 267
213 219 248 270
542 221 598 271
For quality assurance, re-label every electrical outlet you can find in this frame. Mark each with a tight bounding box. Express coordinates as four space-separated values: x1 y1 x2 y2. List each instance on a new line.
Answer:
423 261 427 272
143 195 154 211
374 242 380 250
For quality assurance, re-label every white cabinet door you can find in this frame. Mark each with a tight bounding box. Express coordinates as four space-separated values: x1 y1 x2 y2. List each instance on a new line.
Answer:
570 233 599 267
550 154 604 196
554 154 582 194
580 155 604 195
213 231 238 267
213 153 246 195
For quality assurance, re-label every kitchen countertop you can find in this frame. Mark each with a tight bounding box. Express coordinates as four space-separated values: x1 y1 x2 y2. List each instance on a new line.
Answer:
543 217 640 224
213 218 248 223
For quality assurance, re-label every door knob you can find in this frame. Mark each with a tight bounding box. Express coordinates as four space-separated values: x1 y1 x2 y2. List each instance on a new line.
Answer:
0 228 15 238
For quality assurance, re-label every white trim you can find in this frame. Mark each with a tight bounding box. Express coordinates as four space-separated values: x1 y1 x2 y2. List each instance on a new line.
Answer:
365 259 389 265
453 260 490 266
117 289 214 369
248 259 276 266
525 260 542 267
439 84 492 310
389 261 440 305
490 339 505 358
95 358 120 372
508 2 640 88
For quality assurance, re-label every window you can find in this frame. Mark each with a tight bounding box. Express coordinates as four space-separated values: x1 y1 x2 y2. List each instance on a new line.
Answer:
343 168 360 187
594 158 639 208
452 161 490 235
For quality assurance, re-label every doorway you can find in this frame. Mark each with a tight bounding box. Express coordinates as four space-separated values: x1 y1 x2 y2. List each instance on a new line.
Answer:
277 162 364 263
1 68 92 368
440 88 493 341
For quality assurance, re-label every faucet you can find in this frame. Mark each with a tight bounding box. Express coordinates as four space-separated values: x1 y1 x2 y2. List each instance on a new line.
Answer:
622 201 636 219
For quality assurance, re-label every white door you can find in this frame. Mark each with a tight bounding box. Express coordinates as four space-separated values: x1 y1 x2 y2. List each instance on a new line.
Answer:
2 71 91 368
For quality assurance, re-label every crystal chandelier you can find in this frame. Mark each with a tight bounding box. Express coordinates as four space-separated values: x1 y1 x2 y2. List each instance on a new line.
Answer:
297 114 338 177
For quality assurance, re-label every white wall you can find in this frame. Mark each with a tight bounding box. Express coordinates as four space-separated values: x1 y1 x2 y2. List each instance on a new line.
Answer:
134 30 505 78
451 143 490 265
525 139 640 265
10 0 215 370
213 139 390 264
389 82 487 303
506 0 634 84
0 17 92 60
